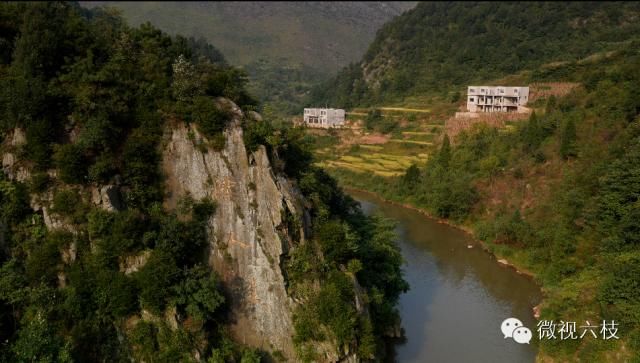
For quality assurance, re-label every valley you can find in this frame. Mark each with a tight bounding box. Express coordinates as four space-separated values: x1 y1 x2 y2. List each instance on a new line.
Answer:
1 2 640 363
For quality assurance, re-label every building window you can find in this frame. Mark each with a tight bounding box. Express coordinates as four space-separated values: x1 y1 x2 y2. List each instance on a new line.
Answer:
515 89 518 93
481 89 485 93
470 97 475 102
470 88 475 93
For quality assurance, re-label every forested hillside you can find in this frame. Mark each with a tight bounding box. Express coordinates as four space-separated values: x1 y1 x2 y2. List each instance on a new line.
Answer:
80 1 417 115
310 2 640 108
330 31 640 363
0 2 406 362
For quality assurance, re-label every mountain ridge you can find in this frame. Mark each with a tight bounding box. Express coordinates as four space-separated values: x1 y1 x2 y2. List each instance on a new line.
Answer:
310 1 640 108
80 1 417 114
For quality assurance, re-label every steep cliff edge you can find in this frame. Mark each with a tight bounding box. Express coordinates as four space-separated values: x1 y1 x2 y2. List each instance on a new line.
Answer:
0 98 378 362
162 104 306 360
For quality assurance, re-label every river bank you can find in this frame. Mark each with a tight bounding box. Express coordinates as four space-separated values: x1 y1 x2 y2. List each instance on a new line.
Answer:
344 185 547 326
344 186 540 280
351 190 541 362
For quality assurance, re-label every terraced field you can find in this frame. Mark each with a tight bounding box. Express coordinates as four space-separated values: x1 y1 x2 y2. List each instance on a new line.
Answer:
318 151 428 177
313 126 440 177
309 108 451 178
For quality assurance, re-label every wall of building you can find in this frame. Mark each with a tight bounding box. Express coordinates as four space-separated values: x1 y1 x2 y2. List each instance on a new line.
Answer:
466 86 529 113
303 108 345 128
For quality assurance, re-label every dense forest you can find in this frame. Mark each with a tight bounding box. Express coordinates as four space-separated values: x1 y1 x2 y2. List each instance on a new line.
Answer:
332 37 640 360
0 2 406 362
310 2 640 108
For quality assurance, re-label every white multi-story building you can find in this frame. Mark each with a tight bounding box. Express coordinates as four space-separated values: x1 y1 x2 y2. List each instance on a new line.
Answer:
466 86 529 113
303 108 345 128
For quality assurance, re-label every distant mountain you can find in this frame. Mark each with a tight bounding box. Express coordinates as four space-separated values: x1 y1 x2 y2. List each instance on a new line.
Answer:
82 2 415 71
310 2 640 107
80 1 417 114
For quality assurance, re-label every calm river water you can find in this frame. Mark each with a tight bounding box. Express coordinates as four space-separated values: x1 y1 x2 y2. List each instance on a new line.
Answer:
350 190 541 363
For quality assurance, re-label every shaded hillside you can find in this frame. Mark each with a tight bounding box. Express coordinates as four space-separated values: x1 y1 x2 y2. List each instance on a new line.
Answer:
81 1 417 114
310 2 640 107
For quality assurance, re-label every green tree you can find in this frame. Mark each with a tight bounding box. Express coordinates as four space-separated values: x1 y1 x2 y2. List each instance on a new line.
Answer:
401 164 421 191
53 144 87 184
438 134 452 169
11 312 72 363
559 117 577 159
136 251 181 314
172 54 203 102
240 349 262 363
522 112 540 151
171 265 224 322
450 90 461 103
364 109 382 131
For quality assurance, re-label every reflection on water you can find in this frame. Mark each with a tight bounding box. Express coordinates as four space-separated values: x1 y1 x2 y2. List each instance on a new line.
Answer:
350 190 541 363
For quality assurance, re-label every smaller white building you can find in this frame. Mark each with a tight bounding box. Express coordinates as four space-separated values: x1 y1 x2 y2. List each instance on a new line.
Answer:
467 86 529 113
303 108 345 128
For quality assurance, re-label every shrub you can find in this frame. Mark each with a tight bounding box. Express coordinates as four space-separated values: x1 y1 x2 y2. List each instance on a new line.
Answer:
122 129 162 209
53 143 87 184
135 251 181 314
192 198 217 222
243 120 273 153
88 153 117 183
209 133 226 151
316 271 357 346
94 270 139 318
25 231 71 286
316 220 357 265
240 348 261 363
28 172 50 193
24 119 56 169
599 253 640 324
51 189 87 224
171 265 224 322
192 96 229 139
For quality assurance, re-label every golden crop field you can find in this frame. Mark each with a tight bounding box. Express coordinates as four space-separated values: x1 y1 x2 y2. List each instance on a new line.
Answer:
388 139 433 146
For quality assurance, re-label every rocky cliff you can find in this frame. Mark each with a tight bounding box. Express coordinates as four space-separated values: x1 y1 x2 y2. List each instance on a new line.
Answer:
1 101 367 362
162 102 308 360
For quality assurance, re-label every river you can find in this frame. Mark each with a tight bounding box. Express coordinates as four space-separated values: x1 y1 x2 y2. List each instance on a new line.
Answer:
349 190 541 363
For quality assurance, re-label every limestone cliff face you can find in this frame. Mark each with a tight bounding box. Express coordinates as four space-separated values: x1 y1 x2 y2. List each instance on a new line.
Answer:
161 104 307 360
1 105 362 361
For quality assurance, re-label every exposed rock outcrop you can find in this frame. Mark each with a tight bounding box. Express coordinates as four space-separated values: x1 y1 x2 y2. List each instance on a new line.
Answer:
2 128 30 182
162 108 306 360
119 249 152 275
91 185 125 211
1 106 363 362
